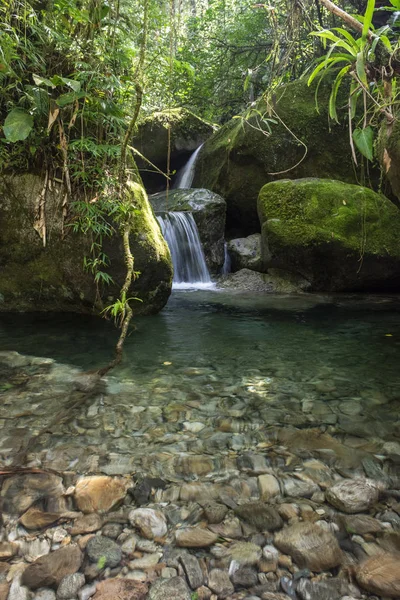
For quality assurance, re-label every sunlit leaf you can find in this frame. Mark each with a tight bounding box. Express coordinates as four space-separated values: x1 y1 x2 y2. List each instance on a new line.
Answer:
353 126 374 161
3 109 33 142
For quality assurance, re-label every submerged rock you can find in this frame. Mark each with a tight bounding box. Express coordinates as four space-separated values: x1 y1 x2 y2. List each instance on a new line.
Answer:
129 508 167 540
92 578 148 600
234 502 283 531
0 473 64 516
175 527 218 547
326 478 380 513
74 476 130 513
21 545 83 590
148 576 191 600
274 522 342 572
219 268 309 293
355 553 400 597
86 536 122 568
257 178 400 292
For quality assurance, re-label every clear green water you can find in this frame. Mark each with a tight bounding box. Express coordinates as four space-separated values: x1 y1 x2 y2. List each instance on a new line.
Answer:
1 291 400 474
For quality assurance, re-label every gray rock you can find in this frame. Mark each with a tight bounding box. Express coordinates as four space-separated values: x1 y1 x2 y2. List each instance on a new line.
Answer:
148 576 191 600
228 234 262 272
180 553 204 589
8 577 30 600
296 578 350 600
282 478 319 499
101 522 123 539
208 569 234 598
78 584 97 600
129 508 168 540
326 479 380 513
57 573 85 600
86 535 122 568
33 590 57 600
203 502 228 524
234 502 283 531
231 566 258 588
226 542 262 565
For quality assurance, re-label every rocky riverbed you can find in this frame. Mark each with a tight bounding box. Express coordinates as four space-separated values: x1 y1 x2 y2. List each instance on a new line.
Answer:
0 348 400 600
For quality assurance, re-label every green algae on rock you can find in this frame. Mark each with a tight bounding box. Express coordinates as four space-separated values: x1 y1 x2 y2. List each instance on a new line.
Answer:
257 178 400 292
193 78 379 235
0 174 173 314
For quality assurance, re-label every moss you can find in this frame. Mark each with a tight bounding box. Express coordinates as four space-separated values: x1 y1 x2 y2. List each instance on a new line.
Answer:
257 178 400 291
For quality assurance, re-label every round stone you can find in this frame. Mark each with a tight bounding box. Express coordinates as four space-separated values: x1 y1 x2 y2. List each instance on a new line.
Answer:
86 536 122 568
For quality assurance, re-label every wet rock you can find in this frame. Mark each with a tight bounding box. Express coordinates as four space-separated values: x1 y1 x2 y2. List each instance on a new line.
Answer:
228 234 262 272
355 553 400 597
129 552 162 570
234 503 283 531
129 508 167 540
296 577 350 600
74 476 129 513
86 535 122 568
208 569 234 598
78 583 97 600
132 478 167 506
21 544 83 590
196 586 212 600
33 590 56 600
20 538 51 561
20 508 61 531
70 514 103 535
8 576 30 600
101 522 122 539
258 474 280 501
92 578 148 600
231 566 258 588
180 553 204 589
326 479 380 513
0 542 17 559
0 582 10 600
226 542 262 565
120 535 138 555
57 573 85 599
148 576 191 600
203 502 228 524
274 522 342 572
1 473 64 515
340 514 383 535
175 527 218 547
282 478 319 499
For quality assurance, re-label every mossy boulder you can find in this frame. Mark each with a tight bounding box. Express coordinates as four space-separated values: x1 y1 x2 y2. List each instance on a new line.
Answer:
193 78 379 235
257 178 400 292
377 118 400 202
134 108 214 191
150 188 226 273
0 174 173 314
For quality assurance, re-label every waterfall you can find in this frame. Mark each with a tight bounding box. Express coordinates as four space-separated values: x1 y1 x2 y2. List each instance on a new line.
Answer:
173 144 203 189
221 242 231 274
157 212 213 289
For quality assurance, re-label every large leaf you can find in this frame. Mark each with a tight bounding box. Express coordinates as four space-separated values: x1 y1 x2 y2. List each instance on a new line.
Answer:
353 126 374 161
33 74 56 88
3 109 33 142
362 0 375 43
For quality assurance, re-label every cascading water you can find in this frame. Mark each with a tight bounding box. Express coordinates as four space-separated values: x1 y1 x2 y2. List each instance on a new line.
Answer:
173 144 204 189
221 241 231 274
157 212 213 289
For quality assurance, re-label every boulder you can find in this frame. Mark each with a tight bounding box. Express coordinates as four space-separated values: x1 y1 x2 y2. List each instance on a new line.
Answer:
0 175 172 314
228 234 262 272
257 178 400 292
274 522 342 572
150 188 226 273
134 108 214 191
193 78 374 234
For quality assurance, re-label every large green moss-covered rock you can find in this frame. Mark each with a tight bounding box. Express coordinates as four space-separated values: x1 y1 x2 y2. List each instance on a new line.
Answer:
257 178 400 292
134 108 214 191
0 174 173 314
193 78 378 235
150 188 226 273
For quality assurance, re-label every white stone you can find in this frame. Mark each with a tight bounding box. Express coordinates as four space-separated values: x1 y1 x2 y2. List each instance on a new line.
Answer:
129 508 167 539
258 474 280 501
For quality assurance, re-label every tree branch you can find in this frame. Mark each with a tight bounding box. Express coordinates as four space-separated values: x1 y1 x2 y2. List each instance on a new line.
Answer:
318 0 374 40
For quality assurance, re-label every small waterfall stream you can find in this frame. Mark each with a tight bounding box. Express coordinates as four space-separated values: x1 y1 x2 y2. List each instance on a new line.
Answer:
173 144 203 189
157 212 212 289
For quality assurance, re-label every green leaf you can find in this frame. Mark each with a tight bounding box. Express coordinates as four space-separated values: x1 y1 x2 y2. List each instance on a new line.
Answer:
362 0 375 42
56 91 86 107
353 126 374 161
356 51 367 85
3 109 34 142
389 0 400 9
61 77 81 92
329 64 351 122
33 74 56 88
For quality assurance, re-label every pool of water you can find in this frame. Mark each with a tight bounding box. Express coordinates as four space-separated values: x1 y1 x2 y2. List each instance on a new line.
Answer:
0 290 399 475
